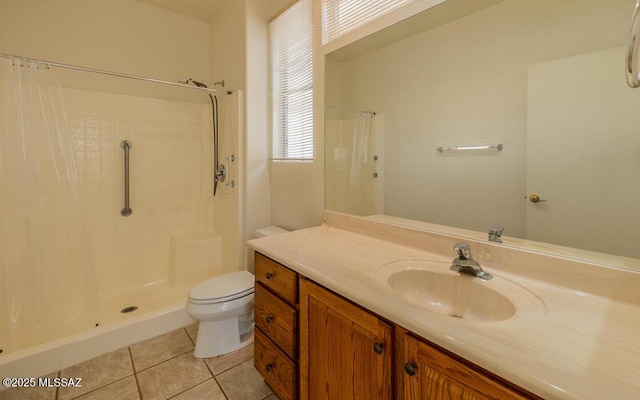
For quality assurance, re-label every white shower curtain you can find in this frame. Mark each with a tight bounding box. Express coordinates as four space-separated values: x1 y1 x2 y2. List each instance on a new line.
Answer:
0 57 98 351
325 108 379 216
346 112 375 214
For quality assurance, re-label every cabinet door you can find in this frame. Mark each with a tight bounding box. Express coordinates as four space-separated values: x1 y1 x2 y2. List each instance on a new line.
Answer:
300 278 393 400
400 333 535 400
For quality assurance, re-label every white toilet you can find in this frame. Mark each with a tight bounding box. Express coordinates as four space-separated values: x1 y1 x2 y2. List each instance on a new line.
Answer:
185 226 288 358
186 271 254 358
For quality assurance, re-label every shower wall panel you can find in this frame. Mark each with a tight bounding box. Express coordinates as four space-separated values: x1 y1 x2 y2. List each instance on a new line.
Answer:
64 89 214 292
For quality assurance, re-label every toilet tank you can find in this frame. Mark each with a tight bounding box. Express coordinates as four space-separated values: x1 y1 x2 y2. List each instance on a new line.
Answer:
255 226 288 238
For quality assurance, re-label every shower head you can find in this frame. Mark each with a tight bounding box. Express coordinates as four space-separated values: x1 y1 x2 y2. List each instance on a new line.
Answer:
188 78 208 88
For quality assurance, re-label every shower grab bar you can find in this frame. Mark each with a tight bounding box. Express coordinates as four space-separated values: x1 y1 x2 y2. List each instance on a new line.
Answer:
436 144 503 153
627 0 640 88
120 140 132 217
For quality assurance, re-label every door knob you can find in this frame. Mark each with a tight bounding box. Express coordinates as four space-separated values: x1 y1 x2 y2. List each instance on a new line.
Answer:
529 194 547 203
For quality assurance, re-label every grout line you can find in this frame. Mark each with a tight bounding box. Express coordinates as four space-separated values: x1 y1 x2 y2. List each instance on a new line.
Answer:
130 327 196 374
127 344 138 374
129 347 143 400
202 354 229 400
132 348 193 374
165 378 215 400
66 375 134 400
184 325 196 345
212 374 229 400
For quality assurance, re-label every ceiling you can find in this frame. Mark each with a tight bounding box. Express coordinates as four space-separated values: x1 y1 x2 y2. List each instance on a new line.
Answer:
137 0 229 22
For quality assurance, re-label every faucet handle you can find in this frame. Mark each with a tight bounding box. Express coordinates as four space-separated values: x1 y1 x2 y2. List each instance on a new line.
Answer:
488 226 504 243
454 243 472 259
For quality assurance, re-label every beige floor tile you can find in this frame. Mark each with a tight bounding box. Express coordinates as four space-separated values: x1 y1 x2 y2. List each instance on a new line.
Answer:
184 322 198 343
0 372 58 400
216 359 273 400
73 376 139 400
130 328 194 372
137 352 211 400
58 347 133 400
263 395 281 400
170 379 226 400
205 343 254 375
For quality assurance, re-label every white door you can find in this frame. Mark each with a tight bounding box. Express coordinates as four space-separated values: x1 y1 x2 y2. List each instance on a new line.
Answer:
526 46 640 258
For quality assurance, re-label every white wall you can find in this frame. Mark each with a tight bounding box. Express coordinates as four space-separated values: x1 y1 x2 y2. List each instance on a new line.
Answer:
208 0 333 251
327 0 631 237
269 0 325 232
209 0 246 91
208 1 246 269
0 0 211 99
208 0 293 268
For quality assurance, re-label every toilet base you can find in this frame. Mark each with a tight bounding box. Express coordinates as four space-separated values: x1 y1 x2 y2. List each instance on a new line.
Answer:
193 318 254 358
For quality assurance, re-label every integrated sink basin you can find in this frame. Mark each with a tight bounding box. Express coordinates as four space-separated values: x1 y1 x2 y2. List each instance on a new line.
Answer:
375 260 546 321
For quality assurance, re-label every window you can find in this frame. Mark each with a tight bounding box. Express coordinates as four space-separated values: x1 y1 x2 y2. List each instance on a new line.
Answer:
269 0 314 161
322 0 414 44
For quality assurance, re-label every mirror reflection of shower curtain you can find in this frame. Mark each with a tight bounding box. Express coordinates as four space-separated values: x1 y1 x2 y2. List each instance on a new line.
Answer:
347 112 373 213
0 58 98 351
325 109 383 216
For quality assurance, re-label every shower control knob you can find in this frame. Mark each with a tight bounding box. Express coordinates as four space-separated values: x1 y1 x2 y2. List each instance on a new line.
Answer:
265 271 274 280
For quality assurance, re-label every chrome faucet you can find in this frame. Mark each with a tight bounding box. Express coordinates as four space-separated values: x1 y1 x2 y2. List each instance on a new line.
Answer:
450 243 493 280
488 226 504 243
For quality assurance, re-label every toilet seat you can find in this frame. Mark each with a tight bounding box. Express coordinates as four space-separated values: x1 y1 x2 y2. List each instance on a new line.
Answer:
188 271 254 304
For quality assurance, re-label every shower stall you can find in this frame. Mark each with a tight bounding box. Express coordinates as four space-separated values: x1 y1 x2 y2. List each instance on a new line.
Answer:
325 106 384 217
0 55 243 378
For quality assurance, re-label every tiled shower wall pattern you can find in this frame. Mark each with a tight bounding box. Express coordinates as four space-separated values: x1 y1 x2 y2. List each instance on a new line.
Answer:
64 88 214 292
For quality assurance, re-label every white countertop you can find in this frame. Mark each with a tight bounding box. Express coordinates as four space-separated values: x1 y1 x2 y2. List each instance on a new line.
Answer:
248 220 640 400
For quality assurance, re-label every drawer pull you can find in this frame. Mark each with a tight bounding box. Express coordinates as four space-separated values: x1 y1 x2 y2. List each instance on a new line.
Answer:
266 271 274 279
404 362 417 376
265 363 274 372
373 342 384 355
266 315 274 323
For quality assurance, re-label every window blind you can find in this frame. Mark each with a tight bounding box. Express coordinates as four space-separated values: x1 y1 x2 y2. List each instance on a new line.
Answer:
269 0 314 161
322 0 414 44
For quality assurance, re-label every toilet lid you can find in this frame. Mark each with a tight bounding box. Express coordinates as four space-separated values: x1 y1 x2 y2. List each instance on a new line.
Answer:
189 271 254 302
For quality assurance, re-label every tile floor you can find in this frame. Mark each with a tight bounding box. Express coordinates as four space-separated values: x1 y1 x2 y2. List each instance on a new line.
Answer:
0 323 279 400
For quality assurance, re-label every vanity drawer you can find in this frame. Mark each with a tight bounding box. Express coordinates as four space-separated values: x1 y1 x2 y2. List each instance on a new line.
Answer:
255 282 297 358
255 328 297 400
255 252 298 304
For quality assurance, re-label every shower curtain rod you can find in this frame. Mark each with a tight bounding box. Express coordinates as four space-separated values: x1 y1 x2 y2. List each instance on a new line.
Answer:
327 106 376 115
0 53 232 95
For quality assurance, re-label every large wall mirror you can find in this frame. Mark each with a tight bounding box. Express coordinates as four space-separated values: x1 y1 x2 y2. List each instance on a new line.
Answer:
324 0 640 264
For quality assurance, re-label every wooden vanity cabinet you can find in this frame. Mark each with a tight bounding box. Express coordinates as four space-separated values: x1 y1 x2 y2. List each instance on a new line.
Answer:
299 277 393 400
397 328 541 400
253 253 298 400
254 252 540 400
